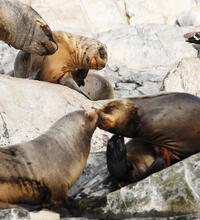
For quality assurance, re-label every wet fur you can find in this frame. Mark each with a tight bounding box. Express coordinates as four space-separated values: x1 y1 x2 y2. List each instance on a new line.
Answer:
107 135 167 187
13 31 107 99
98 92 200 164
0 0 57 55
0 110 98 206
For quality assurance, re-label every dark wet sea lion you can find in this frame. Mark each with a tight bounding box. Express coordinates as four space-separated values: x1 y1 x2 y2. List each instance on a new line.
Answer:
97 92 200 166
81 73 114 101
0 110 98 207
106 134 167 188
0 0 57 55
13 31 107 99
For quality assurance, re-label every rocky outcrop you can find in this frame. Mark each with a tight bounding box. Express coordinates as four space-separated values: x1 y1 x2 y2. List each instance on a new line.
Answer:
163 57 200 96
1 0 200 219
69 153 200 219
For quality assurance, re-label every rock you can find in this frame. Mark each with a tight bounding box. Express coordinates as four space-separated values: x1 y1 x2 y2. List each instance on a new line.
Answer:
30 0 92 36
163 57 200 96
95 24 197 97
29 0 128 36
124 0 197 25
30 210 60 220
0 74 109 151
0 208 30 220
97 25 196 71
0 42 18 75
69 153 200 219
176 6 200 26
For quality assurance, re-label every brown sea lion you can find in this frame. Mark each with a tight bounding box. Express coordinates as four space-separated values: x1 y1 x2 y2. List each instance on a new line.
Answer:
13 31 107 100
81 73 114 101
97 92 200 168
0 110 98 207
106 134 167 188
0 0 57 55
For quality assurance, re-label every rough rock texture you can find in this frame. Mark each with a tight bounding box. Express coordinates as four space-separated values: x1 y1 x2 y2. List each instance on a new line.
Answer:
163 57 200 96
69 153 200 219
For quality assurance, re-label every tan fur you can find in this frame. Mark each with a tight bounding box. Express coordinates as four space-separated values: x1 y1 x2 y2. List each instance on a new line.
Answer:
81 73 114 101
13 31 107 99
0 0 57 55
97 99 138 137
0 110 98 206
38 31 107 84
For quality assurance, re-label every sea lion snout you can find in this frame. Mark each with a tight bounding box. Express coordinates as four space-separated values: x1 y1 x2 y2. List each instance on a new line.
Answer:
97 110 115 130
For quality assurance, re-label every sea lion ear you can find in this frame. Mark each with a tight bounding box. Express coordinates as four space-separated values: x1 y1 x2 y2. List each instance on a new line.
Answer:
86 111 97 122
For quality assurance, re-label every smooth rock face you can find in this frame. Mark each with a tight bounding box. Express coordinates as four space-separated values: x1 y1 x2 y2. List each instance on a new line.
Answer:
125 0 197 25
0 75 110 151
163 57 200 96
176 6 200 26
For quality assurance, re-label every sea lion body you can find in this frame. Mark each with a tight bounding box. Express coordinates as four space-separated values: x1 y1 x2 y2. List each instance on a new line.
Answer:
38 31 107 84
14 51 44 79
106 134 167 187
81 73 114 101
0 0 57 55
13 31 107 99
0 110 98 206
98 92 200 164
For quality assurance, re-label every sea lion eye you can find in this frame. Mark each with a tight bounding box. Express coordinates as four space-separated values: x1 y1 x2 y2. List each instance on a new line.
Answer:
104 105 115 114
98 47 105 59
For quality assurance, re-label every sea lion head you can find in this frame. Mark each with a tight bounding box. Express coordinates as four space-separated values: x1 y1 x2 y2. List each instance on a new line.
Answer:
83 39 107 70
24 19 58 56
97 99 139 137
73 110 98 139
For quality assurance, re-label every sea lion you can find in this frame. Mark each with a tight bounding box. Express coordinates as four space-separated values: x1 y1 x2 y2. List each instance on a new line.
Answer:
0 0 57 55
13 31 107 99
81 73 114 101
97 92 200 167
106 134 167 188
0 110 98 207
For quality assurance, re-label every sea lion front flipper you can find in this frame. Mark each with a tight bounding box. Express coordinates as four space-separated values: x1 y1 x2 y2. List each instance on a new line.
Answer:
106 134 131 180
59 76 92 100
14 51 44 79
140 157 167 180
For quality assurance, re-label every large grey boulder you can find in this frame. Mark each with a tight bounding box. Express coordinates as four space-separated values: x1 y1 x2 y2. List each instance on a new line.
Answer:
163 57 200 96
176 6 200 26
69 153 200 219
124 0 197 25
0 74 110 150
95 24 197 97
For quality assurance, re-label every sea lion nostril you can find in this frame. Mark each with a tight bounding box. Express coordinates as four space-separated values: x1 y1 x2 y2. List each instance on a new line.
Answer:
98 47 105 59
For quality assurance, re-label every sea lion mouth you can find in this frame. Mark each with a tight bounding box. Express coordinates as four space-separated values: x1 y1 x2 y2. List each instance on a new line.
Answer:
97 112 114 131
